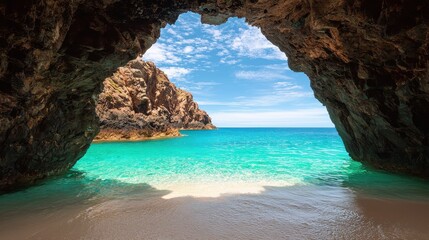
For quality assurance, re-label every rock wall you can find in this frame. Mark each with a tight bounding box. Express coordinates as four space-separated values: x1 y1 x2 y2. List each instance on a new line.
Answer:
95 59 215 141
0 0 428 190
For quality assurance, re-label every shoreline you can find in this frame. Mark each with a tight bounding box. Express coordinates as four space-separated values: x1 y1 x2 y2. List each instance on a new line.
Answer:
179 127 217 131
92 134 183 143
92 127 218 143
93 128 182 143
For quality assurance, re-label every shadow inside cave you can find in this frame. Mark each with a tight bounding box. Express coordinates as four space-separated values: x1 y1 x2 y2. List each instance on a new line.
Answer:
0 170 171 219
2 172 429 240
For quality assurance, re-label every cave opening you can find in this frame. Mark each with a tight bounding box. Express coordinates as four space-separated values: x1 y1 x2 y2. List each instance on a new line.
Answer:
139 12 332 128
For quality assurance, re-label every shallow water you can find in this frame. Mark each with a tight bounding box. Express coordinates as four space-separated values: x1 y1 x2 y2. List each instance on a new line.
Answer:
1 128 429 239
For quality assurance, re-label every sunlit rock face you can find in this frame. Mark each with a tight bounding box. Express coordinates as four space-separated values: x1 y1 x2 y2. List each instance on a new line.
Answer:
96 59 215 141
0 0 428 190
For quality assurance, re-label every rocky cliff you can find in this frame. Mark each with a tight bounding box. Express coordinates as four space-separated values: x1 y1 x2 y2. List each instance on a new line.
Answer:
0 0 428 190
95 59 215 141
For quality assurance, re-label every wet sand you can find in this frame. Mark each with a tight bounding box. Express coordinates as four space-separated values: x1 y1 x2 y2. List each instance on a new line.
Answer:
1 184 429 240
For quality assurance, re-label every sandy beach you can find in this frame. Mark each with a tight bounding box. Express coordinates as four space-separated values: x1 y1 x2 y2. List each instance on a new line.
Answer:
2 183 429 240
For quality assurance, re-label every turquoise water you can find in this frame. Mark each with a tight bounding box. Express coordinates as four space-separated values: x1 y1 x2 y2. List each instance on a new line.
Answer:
2 128 429 204
76 128 350 186
72 128 429 199
2 128 429 239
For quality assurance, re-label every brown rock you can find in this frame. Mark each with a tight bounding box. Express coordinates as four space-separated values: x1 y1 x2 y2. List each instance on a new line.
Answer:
95 59 215 141
0 0 428 190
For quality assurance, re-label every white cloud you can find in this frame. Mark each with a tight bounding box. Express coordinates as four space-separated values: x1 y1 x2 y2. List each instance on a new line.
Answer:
176 15 197 32
273 81 301 91
193 81 220 87
235 70 292 81
161 67 193 81
145 14 289 73
178 81 221 97
264 63 291 71
143 43 180 65
195 46 209 52
204 27 223 40
234 92 311 107
198 94 311 108
209 108 333 127
183 46 194 53
167 28 177 35
231 26 287 60
198 80 311 108
271 81 311 99
220 58 240 65
217 49 229 57
177 38 210 46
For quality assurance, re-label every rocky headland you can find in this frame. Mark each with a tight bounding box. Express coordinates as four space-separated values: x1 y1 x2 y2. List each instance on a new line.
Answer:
96 59 215 142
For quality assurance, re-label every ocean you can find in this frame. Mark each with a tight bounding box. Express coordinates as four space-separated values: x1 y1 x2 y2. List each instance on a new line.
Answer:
1 128 429 239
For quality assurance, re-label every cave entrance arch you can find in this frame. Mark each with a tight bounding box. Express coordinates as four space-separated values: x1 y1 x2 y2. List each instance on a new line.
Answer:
140 12 331 128
0 1 428 190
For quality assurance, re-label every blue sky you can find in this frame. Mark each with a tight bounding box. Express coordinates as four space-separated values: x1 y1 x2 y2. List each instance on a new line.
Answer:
143 12 333 127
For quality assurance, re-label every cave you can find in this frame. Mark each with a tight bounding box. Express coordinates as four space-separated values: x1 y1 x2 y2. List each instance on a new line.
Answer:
0 0 428 191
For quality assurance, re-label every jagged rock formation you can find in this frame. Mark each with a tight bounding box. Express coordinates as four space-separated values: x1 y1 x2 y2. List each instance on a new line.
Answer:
95 59 215 141
0 0 428 190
